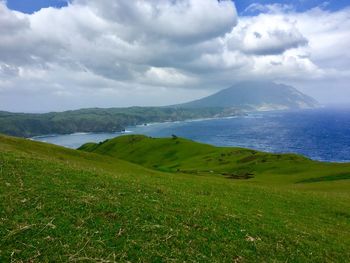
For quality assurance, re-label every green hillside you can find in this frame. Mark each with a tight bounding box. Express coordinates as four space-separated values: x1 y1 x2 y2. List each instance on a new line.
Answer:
1 134 350 262
79 135 350 189
0 107 240 138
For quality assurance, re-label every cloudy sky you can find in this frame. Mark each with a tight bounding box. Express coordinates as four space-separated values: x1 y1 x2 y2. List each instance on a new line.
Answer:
1 0 349 112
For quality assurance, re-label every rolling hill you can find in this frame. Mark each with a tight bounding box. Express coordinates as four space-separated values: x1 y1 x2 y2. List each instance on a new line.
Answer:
1 134 350 261
176 81 319 111
79 135 350 187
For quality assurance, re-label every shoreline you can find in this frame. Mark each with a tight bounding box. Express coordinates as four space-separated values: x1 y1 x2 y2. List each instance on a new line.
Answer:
31 113 248 139
28 108 321 139
30 109 350 164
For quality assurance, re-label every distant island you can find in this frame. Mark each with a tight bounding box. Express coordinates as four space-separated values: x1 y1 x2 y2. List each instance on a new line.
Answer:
0 81 318 137
175 81 319 111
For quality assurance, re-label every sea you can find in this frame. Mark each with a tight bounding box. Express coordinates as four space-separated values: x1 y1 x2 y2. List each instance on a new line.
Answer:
32 108 350 163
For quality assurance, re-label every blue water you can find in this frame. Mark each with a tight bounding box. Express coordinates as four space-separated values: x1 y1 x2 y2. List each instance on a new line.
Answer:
33 108 350 162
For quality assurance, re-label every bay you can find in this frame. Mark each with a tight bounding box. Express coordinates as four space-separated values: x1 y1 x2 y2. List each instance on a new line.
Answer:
33 108 350 162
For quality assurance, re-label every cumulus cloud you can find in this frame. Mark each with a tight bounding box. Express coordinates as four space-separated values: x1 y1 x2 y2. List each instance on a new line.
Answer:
77 0 237 43
229 14 308 55
0 0 350 111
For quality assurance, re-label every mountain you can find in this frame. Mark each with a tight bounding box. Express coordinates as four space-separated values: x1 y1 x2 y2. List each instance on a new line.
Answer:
175 81 319 111
0 82 318 138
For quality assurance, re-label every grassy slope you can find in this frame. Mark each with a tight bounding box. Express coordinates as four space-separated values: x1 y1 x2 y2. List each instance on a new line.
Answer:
1 135 350 262
79 135 350 190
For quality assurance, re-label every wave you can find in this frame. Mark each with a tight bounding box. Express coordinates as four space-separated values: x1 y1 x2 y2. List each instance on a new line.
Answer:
71 132 91 136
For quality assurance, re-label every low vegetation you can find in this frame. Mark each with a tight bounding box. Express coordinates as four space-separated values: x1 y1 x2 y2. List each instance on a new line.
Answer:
79 135 350 188
1 134 350 262
0 107 241 137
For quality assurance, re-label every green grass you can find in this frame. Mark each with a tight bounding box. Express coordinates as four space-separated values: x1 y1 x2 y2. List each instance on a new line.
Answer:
79 135 350 189
1 134 350 262
297 173 350 183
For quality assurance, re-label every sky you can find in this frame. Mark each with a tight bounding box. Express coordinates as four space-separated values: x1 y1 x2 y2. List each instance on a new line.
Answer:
1 0 350 112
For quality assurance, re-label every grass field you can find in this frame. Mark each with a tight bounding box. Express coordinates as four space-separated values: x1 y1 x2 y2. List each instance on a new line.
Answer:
79 135 350 190
1 134 350 262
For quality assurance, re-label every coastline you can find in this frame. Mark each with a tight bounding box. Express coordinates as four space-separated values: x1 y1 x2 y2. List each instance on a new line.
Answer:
30 108 350 163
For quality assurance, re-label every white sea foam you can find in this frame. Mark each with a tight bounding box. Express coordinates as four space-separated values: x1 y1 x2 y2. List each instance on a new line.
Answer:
71 132 90 136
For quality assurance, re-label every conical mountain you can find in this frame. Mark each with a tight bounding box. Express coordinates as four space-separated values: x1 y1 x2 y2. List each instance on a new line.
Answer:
176 81 318 111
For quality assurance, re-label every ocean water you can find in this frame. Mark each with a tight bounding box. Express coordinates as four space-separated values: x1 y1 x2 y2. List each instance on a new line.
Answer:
33 108 350 162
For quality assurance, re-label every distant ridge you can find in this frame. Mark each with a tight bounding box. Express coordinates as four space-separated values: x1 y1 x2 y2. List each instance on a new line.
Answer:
174 81 319 111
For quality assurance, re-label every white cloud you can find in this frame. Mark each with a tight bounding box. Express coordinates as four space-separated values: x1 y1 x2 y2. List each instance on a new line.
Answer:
244 3 295 14
0 1 350 111
143 67 196 86
230 14 308 55
220 6 350 85
75 0 237 43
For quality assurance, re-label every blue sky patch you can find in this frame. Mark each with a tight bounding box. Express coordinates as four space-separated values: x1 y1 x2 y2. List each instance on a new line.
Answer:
6 0 350 14
235 0 350 14
6 0 68 14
